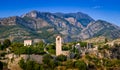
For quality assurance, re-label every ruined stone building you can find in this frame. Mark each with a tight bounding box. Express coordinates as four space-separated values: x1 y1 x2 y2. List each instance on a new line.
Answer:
56 36 69 56
24 40 32 46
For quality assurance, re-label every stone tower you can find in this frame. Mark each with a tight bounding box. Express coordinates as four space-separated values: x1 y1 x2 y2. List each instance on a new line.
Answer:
56 36 62 56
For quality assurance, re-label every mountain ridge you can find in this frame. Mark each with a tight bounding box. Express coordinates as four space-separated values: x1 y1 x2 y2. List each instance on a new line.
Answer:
0 10 120 42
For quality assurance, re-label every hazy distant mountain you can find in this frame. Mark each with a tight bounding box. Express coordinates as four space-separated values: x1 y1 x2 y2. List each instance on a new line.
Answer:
0 10 120 42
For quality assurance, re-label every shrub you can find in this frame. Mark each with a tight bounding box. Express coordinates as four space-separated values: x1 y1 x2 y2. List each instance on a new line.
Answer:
66 60 74 68
74 60 87 70
43 54 53 65
56 54 67 62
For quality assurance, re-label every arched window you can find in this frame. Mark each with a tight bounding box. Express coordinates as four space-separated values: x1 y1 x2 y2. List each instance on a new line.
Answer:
57 38 60 41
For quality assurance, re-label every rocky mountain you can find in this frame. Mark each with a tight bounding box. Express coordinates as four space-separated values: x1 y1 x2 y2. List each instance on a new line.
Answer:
79 20 120 40
54 12 94 27
0 10 120 43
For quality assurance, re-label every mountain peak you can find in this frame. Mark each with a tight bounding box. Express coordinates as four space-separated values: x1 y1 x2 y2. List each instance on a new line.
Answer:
21 10 39 18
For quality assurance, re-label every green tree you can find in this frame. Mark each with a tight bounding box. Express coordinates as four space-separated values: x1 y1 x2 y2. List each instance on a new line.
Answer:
0 61 3 70
88 62 96 69
103 44 110 50
39 65 44 70
43 54 52 65
102 58 114 67
79 42 87 47
3 39 11 49
105 38 108 43
34 63 40 70
49 59 56 69
19 58 26 70
0 44 3 50
56 54 67 62
46 44 56 54
74 60 87 70
11 43 24 55
62 45 69 50
85 54 92 61
11 43 23 49
26 61 34 70
66 60 74 68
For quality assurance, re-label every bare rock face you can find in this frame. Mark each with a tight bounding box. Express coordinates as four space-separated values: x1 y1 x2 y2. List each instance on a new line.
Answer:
0 16 17 25
79 21 104 39
21 10 38 18
54 12 94 26
65 17 84 28
79 20 120 40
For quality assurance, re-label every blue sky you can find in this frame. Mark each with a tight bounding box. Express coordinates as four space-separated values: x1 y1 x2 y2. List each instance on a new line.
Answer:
0 0 120 26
